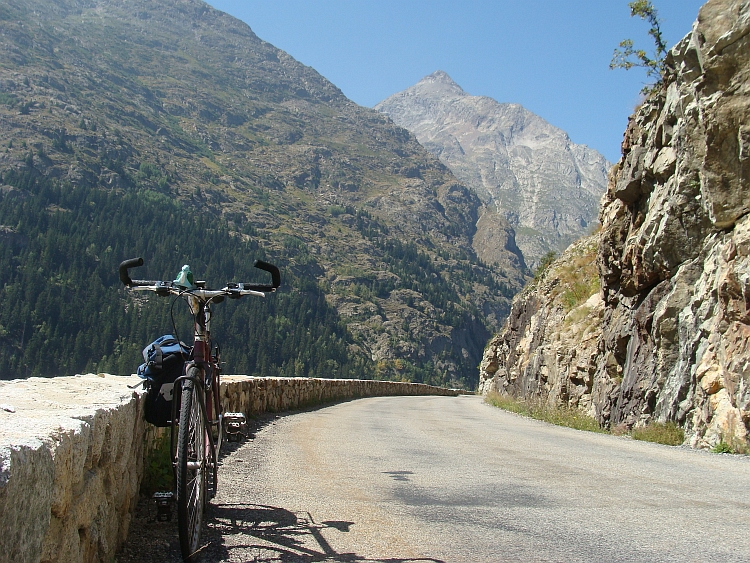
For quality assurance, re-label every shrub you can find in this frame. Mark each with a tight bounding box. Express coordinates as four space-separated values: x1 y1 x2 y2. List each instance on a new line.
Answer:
534 251 557 280
610 0 668 95
328 205 346 217
712 441 734 454
711 438 749 455
0 92 17 107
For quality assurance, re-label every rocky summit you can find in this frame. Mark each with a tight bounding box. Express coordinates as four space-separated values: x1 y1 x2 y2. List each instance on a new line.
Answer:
376 71 610 270
0 0 527 388
479 0 750 449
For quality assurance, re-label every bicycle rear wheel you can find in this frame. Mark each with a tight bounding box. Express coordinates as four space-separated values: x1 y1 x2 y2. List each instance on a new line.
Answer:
176 375 206 561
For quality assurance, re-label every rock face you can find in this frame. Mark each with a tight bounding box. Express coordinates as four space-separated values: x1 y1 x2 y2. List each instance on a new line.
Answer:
478 236 604 414
479 0 750 449
375 71 610 269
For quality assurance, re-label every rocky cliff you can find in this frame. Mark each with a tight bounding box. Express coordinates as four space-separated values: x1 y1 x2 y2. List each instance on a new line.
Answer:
375 72 610 270
478 235 604 413
479 0 750 449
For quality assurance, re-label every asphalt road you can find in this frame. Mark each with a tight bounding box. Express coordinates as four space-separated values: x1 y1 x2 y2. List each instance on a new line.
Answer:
119 395 750 562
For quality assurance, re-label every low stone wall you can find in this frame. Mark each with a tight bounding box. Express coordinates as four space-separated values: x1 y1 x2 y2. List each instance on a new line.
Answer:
219 375 459 415
0 374 458 563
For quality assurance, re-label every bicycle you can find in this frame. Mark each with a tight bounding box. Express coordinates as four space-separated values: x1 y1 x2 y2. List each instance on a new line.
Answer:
118 257 280 561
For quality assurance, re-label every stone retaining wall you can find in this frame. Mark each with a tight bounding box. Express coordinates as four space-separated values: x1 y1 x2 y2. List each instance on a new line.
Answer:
219 375 459 415
0 374 458 563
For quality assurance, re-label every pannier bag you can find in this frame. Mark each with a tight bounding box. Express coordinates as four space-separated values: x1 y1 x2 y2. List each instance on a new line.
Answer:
137 335 191 427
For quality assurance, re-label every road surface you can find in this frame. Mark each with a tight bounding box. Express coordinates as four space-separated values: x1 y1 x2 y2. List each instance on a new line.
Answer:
119 395 750 562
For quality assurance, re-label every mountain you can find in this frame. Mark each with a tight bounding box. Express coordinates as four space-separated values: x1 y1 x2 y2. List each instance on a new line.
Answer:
0 0 527 388
375 71 610 269
478 0 750 449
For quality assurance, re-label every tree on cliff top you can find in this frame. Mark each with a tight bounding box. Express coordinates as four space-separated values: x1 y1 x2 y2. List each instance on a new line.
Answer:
610 0 668 94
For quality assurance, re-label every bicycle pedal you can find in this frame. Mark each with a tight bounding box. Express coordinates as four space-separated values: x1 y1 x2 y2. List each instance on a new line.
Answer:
223 412 247 441
152 491 174 522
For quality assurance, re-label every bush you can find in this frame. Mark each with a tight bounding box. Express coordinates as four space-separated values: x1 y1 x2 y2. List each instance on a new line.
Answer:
534 251 557 280
328 205 346 217
711 438 749 455
712 441 734 454
0 92 17 107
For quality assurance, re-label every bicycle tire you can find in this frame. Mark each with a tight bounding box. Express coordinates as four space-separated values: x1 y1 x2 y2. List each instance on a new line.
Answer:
176 375 206 561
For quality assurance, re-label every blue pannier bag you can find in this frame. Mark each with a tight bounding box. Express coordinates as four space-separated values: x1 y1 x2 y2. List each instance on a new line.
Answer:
137 335 191 427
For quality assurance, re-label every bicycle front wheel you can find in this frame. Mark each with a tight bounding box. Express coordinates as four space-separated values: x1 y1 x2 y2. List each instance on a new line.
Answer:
176 375 206 561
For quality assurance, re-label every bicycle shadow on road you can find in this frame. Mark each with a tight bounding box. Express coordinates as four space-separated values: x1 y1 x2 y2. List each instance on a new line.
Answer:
200 502 446 563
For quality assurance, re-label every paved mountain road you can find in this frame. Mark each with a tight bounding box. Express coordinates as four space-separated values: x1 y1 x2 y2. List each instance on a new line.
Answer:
119 395 750 562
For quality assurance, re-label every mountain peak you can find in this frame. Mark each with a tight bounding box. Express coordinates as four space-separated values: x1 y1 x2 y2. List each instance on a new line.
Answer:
421 70 463 87
411 70 467 98
376 74 610 269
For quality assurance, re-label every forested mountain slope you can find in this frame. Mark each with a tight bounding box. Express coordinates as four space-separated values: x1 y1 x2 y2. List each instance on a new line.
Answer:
0 0 526 387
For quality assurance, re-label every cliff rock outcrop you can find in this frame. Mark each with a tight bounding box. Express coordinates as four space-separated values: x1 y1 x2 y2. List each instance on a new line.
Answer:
479 236 604 413
479 0 750 449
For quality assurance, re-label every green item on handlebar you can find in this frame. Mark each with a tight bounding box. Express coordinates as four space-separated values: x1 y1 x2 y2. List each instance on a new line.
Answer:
174 264 195 289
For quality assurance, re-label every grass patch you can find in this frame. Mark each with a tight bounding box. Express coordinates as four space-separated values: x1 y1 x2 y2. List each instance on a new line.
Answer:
514 226 542 237
561 276 600 309
630 422 684 446
485 391 604 433
565 304 592 326
486 393 750 453
530 236 600 309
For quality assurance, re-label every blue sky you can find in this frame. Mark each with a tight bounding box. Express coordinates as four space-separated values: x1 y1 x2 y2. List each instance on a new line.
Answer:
205 1 705 163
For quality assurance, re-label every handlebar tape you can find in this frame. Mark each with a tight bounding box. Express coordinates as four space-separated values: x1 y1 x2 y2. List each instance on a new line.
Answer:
119 257 144 286
254 260 280 289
